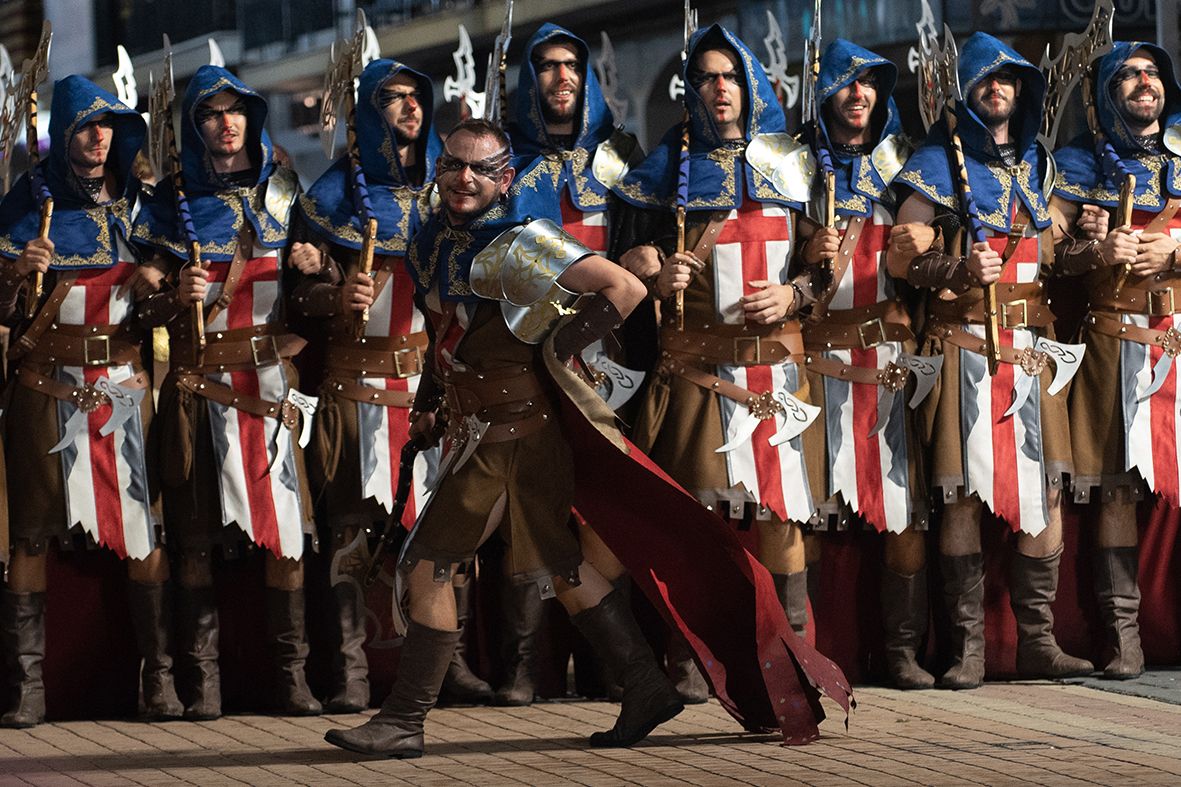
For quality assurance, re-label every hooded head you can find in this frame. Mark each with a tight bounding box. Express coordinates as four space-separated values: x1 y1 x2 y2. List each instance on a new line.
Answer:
954 32 1045 160
47 75 145 205
512 24 614 155
181 65 274 192
357 58 441 186
816 39 899 154
1096 42 1181 153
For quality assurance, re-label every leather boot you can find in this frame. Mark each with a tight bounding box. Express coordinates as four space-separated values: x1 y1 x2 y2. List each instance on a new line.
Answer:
265 588 322 715
570 589 684 748
492 580 543 707
0 590 46 728
127 581 183 720
665 634 709 704
772 570 809 638
1010 549 1094 678
938 553 985 690
1093 547 1145 679
881 566 935 689
324 620 461 758
439 577 492 705
324 582 370 713
177 585 221 720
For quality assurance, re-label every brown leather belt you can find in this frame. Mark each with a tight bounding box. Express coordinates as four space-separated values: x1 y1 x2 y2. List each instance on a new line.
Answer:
325 377 417 408
1091 277 1181 316
928 321 1051 372
659 356 786 418
325 331 429 379
927 282 1053 329
441 364 552 444
804 300 914 350
23 324 141 368
171 325 305 371
803 355 912 388
1088 311 1181 355
16 366 149 408
661 322 805 366
174 373 301 428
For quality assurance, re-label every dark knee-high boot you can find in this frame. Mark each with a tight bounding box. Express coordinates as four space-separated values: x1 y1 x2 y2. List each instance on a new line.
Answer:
1093 547 1145 679
772 570 809 637
881 566 935 689
665 633 709 704
1010 549 1094 678
493 580 543 707
938 553 985 690
177 585 221 720
127 581 183 720
324 620 461 758
439 577 492 705
0 590 46 728
265 588 322 715
325 581 370 713
570 589 684 748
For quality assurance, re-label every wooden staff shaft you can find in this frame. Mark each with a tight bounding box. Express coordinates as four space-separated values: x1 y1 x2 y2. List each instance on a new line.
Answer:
1111 173 1137 296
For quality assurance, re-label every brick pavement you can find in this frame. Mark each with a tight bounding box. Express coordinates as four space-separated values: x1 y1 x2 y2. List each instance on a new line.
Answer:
1 682 1179 785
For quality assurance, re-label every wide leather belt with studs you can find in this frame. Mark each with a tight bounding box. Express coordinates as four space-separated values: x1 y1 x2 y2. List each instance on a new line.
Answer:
441 364 553 443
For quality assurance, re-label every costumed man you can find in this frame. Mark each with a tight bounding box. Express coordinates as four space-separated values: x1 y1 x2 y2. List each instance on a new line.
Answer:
324 118 854 757
133 66 323 718
0 76 179 727
888 32 1092 688
500 22 663 706
295 59 477 711
795 40 935 688
1052 42 1181 680
614 25 821 640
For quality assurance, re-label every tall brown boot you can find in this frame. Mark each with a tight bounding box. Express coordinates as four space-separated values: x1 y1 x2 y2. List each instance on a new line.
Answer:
1010 549 1094 678
0 590 45 728
666 633 709 704
127 581 183 720
324 582 370 713
492 580 543 707
938 553 985 690
324 620 461 758
1093 547 1145 680
881 566 935 689
265 588 322 715
177 585 221 720
570 589 684 748
439 577 492 705
772 570 809 638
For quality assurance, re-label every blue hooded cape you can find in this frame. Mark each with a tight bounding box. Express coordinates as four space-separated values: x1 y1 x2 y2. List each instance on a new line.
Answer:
1054 42 1181 210
814 38 909 218
0 75 145 269
612 24 802 212
133 65 295 262
299 59 442 255
507 23 638 219
895 32 1052 232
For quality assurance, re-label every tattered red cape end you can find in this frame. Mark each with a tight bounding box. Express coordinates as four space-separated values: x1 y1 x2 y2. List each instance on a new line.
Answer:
547 353 854 745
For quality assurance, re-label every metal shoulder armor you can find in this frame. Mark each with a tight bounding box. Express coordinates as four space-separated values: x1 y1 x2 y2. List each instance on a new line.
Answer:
745 132 816 203
470 218 595 344
873 133 913 186
591 130 638 190
264 165 300 228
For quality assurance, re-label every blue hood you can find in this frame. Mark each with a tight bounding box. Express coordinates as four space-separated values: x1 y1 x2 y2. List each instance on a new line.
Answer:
815 38 903 217
1055 42 1181 210
0 75 145 268
299 59 442 253
133 66 293 261
896 32 1052 232
613 24 799 212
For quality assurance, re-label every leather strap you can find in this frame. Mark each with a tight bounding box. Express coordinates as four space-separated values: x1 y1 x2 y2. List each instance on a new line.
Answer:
661 356 767 407
441 364 553 444
172 325 304 370
17 366 149 405
804 300 913 350
324 376 417 408
929 321 1048 367
175 372 300 427
1145 197 1181 234
803 354 911 388
662 323 805 366
24 326 141 368
1089 278 1181 315
999 205 1032 266
690 211 731 262
326 331 431 378
927 282 1053 328
8 273 78 361
202 225 253 328
811 215 867 320
1088 311 1181 354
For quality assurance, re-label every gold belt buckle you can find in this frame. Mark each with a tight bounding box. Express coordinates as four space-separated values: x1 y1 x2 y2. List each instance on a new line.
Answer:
82 335 111 366
734 336 762 364
1149 288 1176 316
1001 299 1029 330
858 318 887 349
250 334 280 367
392 345 424 379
